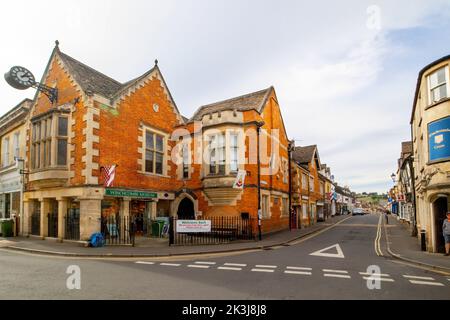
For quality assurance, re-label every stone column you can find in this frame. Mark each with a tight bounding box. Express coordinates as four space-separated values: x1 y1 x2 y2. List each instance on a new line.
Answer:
120 197 131 239
22 200 31 236
79 198 101 241
40 199 50 239
57 198 68 241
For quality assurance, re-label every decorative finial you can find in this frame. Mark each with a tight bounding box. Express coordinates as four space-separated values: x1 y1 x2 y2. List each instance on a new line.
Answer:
55 40 60 47
154 59 158 66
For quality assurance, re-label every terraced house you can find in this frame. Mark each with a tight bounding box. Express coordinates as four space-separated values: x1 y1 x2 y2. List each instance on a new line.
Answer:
20 42 290 242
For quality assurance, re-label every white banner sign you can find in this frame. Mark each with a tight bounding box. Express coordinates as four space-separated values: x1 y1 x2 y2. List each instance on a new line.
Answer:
233 170 246 189
176 220 211 233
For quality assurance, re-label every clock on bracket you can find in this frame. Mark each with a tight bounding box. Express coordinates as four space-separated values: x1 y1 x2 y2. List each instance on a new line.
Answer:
4 66 36 90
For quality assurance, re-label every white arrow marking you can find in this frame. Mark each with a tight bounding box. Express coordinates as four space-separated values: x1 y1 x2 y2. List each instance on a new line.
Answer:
309 244 345 259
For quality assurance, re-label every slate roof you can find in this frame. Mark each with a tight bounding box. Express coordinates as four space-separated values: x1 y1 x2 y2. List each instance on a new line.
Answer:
58 51 123 98
292 145 317 164
190 87 273 121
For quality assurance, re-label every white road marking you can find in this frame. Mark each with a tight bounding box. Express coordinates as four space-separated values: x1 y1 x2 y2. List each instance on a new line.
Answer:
160 263 181 267
255 265 277 269
135 261 155 265
251 268 275 273
323 273 351 279
403 275 435 281
322 269 348 274
286 266 313 271
194 262 216 265
310 244 345 259
187 265 210 269
359 272 390 277
224 263 247 267
362 276 394 282
409 280 444 287
284 270 312 275
218 266 242 271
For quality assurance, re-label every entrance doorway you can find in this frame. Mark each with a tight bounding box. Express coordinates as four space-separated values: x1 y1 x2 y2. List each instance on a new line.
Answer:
433 196 448 253
177 197 195 219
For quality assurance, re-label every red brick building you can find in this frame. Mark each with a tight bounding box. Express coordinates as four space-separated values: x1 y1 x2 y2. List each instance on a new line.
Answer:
22 43 290 241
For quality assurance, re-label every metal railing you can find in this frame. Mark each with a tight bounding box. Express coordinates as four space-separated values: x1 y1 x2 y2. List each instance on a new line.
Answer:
65 211 80 241
47 213 58 238
31 212 40 236
101 215 135 246
169 216 255 246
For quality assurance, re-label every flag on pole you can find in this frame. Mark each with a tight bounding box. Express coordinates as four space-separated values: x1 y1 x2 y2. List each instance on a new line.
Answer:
102 165 116 187
233 170 247 189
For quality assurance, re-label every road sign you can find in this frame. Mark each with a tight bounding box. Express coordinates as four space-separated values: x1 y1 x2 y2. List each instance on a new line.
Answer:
309 244 345 259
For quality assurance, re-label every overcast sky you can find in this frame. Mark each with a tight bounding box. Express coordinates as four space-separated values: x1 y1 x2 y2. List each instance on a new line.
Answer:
1 0 449 193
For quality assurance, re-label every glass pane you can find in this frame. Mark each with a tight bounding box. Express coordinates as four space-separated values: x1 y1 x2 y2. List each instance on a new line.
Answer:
218 164 225 175
58 117 68 136
145 150 154 172
57 139 67 165
156 135 164 152
230 160 238 172
437 68 446 85
155 152 163 174
439 84 447 100
36 123 41 141
218 134 225 147
31 145 35 169
43 141 46 167
146 131 154 149
47 118 52 137
46 141 52 166
230 134 238 147
36 144 40 168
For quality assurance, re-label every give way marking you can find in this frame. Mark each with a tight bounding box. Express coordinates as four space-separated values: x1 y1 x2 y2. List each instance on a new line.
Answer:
309 244 345 259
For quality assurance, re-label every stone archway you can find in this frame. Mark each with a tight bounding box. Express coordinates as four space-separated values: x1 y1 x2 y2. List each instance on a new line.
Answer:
177 197 195 220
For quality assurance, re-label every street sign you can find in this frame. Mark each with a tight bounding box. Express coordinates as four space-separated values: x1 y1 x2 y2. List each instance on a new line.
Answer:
176 220 211 233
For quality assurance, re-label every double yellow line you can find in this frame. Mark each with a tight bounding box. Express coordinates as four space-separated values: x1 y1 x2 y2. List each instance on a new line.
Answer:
374 214 383 256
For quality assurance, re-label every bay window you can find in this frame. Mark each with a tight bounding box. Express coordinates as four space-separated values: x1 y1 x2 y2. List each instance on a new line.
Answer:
230 133 238 172
209 133 225 175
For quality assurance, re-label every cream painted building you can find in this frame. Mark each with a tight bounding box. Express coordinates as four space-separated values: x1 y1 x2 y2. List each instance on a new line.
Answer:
0 99 32 234
411 54 450 253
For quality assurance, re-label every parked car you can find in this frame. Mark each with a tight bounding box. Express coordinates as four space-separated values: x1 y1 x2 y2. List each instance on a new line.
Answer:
352 208 364 216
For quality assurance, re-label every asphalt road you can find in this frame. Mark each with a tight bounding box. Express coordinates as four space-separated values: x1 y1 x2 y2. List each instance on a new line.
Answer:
0 214 449 299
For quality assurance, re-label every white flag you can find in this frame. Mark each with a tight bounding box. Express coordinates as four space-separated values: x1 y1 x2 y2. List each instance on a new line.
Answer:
233 170 246 189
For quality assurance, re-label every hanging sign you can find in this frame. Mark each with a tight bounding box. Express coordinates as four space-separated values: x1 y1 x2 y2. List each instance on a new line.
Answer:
428 116 450 162
233 170 247 189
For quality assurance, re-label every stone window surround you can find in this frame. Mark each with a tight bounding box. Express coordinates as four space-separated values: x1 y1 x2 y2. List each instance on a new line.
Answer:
138 124 170 178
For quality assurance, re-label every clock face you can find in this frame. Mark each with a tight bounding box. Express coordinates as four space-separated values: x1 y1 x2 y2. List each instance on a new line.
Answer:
4 66 35 90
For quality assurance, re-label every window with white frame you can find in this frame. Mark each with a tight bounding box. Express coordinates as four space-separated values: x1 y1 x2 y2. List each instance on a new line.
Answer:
230 133 239 172
309 176 314 192
209 133 225 175
13 132 20 160
302 173 307 190
262 194 270 218
2 138 9 167
428 66 448 104
145 130 165 175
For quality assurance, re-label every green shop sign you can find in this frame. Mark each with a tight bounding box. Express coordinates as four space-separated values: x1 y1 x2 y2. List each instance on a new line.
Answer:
105 189 157 199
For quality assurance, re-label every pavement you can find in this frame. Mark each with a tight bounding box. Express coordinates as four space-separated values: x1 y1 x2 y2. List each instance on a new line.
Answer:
385 215 450 273
1 214 449 299
0 215 350 257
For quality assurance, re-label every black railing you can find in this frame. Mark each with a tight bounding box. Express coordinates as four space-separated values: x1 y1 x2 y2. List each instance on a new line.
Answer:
101 215 135 246
65 210 80 241
47 213 58 238
169 216 255 246
31 212 40 236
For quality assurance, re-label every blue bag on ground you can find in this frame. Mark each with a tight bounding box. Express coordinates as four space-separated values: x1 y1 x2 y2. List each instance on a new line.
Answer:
89 233 105 247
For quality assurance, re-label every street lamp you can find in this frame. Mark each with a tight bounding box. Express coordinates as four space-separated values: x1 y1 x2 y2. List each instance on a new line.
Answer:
390 173 396 183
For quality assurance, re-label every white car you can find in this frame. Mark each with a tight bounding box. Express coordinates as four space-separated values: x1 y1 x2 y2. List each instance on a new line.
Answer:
352 208 364 216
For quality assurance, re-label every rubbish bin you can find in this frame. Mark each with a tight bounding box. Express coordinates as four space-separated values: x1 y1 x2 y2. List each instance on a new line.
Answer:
0 219 14 237
151 221 162 237
420 230 426 251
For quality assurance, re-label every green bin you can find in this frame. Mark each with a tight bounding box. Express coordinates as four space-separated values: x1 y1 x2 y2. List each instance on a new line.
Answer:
151 221 162 237
0 220 14 237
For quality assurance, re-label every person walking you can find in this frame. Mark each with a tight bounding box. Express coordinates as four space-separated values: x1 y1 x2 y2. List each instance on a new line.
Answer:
443 212 450 256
